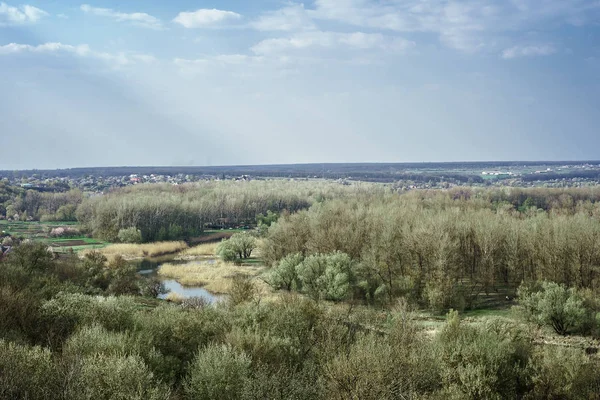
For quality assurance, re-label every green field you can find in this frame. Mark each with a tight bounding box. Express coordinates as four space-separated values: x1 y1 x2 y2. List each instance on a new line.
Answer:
1 220 110 253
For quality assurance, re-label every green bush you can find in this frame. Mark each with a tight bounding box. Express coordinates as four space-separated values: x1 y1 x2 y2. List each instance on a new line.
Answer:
0 340 59 400
228 275 257 306
268 253 303 291
295 252 353 301
134 305 230 382
516 281 591 335
66 353 170 400
41 293 137 345
117 227 143 243
184 344 251 400
527 346 600 399
435 310 532 399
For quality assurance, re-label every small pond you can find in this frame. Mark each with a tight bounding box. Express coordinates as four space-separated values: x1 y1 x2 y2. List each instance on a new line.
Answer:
158 280 222 304
135 256 223 304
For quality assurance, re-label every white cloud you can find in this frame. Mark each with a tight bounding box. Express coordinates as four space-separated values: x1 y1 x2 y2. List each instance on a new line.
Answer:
502 44 557 59
80 4 162 29
251 31 415 55
309 0 600 52
0 2 47 25
0 42 156 67
250 3 315 31
173 8 241 28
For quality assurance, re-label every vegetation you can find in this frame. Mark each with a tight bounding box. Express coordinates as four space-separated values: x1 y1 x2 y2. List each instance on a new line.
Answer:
83 241 188 260
260 189 600 311
157 260 266 294
216 232 257 264
2 184 600 398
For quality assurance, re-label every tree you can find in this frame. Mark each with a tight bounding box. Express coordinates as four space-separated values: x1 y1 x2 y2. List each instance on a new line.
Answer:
295 252 353 301
268 253 303 291
118 227 143 243
217 233 257 263
516 281 589 335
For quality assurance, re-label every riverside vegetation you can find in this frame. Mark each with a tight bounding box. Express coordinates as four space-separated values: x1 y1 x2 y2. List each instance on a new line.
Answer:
1 182 600 399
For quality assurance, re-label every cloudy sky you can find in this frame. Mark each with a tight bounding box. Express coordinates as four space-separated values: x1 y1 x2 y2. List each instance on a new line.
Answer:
1 0 599 169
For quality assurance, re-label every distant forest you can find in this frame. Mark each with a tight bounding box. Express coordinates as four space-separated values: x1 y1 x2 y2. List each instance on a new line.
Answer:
2 161 600 183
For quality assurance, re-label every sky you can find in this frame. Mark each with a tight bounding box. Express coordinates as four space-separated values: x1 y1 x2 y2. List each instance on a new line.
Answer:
1 0 599 169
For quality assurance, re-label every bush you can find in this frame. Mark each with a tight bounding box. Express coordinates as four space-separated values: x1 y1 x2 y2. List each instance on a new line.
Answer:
528 346 600 399
66 353 170 400
295 252 353 301
185 344 251 400
134 305 230 382
118 227 143 244
0 340 59 400
41 293 137 346
435 310 532 399
268 253 303 291
229 275 257 306
516 281 591 335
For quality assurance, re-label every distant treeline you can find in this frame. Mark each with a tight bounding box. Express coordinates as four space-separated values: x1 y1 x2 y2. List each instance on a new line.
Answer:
2 160 599 182
76 181 379 242
522 170 600 182
0 180 82 222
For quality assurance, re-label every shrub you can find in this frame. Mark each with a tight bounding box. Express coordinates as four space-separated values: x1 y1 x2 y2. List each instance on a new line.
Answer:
516 281 590 335
0 340 59 400
117 227 143 243
134 305 230 382
435 310 532 399
229 275 257 306
268 253 303 291
66 354 170 400
295 252 353 301
41 293 137 345
185 344 251 400
528 346 600 399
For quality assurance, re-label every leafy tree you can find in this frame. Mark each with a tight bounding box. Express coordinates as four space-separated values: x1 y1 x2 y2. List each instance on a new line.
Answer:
295 252 353 301
268 253 303 291
217 233 257 263
118 227 143 243
516 281 589 335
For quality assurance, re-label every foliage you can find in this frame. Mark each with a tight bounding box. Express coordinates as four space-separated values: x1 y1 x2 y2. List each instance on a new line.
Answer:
118 226 143 243
0 340 58 400
66 353 170 400
295 251 353 301
516 281 592 335
228 275 257 306
435 311 532 399
268 252 303 291
217 232 256 263
184 344 251 400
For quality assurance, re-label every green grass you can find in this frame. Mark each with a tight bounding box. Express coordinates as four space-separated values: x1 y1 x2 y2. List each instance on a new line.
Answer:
201 228 247 235
460 308 513 319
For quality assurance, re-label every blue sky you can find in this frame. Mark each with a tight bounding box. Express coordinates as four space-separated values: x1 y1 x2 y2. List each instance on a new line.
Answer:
1 0 599 169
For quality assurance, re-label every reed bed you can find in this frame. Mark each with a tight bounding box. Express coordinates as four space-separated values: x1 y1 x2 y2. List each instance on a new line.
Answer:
174 243 217 260
158 260 266 294
82 241 188 260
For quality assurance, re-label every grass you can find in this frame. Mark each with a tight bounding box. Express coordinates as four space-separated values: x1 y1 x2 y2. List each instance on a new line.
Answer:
176 243 218 259
158 260 269 295
82 241 188 260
